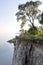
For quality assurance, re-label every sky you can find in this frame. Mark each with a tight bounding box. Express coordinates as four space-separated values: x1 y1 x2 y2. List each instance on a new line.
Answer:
0 0 43 41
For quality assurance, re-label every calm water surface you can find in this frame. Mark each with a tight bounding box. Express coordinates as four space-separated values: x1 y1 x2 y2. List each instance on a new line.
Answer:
0 41 14 65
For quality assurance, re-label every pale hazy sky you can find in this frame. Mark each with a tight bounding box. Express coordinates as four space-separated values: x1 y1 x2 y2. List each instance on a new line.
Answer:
0 0 43 40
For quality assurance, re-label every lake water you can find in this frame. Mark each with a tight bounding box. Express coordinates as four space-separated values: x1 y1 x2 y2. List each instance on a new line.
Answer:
0 41 14 65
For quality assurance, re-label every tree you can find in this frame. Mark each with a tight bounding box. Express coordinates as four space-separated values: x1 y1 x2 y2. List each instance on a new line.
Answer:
8 1 43 47
39 12 43 24
39 12 43 35
16 1 41 32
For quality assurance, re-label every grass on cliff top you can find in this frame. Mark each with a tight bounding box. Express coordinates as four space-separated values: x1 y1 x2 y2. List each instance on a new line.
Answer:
8 32 43 44
8 27 43 44
19 32 43 41
19 27 43 41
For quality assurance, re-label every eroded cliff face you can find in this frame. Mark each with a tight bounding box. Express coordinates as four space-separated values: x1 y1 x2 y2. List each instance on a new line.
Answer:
12 39 43 65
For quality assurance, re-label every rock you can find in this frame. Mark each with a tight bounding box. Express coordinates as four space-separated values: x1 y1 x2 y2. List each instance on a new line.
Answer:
12 39 43 65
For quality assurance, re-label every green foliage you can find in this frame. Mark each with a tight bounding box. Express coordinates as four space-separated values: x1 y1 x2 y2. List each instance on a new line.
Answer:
16 1 41 29
19 30 43 41
8 38 16 46
20 28 25 33
15 0 43 41
28 27 42 35
8 1 43 45
39 13 43 24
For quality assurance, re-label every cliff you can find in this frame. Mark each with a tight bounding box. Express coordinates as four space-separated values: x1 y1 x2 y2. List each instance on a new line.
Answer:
12 38 43 65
